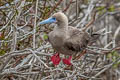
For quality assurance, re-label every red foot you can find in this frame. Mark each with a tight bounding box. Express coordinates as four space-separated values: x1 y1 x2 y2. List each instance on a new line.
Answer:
51 53 61 65
62 56 72 65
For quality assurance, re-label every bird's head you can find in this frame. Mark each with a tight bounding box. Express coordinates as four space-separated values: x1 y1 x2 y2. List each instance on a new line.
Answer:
39 12 68 26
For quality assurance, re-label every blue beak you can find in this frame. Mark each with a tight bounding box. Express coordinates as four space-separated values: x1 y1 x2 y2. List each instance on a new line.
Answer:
39 17 57 25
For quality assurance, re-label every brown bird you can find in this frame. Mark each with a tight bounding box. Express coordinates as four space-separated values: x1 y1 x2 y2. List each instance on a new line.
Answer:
39 12 96 65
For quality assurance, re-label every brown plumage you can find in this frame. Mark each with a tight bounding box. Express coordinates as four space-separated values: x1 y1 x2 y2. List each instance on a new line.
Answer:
48 12 90 55
39 12 99 65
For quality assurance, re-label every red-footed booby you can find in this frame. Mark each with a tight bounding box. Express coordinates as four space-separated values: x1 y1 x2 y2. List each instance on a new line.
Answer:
39 12 95 65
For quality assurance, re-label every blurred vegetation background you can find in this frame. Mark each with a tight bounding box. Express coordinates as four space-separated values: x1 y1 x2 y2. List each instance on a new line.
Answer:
0 0 120 80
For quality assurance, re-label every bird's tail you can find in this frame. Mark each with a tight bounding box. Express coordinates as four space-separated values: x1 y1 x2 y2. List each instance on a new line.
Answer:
89 33 100 45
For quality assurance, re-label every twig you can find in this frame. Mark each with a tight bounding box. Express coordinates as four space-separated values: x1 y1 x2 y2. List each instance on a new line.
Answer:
45 0 63 18
28 49 50 69
82 10 97 32
63 0 73 12
90 58 120 79
33 0 38 49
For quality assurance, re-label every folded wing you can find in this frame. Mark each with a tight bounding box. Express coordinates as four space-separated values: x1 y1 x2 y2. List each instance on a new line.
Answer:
64 27 90 53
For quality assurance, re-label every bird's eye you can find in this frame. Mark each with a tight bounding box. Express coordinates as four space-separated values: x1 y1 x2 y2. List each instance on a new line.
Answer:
52 17 56 20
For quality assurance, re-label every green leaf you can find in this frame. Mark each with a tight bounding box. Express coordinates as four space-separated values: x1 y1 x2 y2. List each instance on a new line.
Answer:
107 53 112 58
108 5 115 12
113 61 120 68
108 50 120 68
97 6 105 11
107 50 120 61
112 51 119 58
43 33 48 40
0 49 6 56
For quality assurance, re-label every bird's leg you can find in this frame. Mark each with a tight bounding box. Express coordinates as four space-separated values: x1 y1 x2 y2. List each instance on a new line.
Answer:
51 53 61 65
62 56 72 65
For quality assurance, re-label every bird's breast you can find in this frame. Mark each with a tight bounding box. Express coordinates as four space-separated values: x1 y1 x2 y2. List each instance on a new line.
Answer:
48 31 66 48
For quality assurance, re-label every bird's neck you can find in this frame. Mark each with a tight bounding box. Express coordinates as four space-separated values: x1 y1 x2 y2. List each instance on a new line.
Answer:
54 25 68 32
